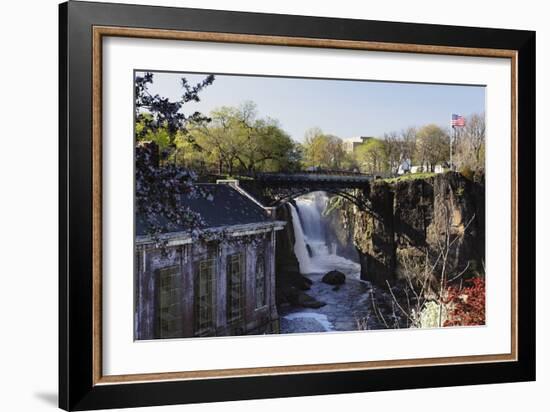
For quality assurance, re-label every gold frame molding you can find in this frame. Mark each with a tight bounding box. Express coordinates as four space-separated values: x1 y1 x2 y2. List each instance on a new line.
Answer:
91 26 518 386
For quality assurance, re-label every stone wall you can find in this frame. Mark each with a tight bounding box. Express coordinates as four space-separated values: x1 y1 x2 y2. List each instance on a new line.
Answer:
135 231 279 340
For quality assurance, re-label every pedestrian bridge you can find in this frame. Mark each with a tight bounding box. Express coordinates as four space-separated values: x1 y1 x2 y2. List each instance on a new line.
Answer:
236 171 375 210
255 171 373 187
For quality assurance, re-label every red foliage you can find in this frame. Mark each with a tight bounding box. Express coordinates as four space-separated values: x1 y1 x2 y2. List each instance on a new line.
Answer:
444 277 486 327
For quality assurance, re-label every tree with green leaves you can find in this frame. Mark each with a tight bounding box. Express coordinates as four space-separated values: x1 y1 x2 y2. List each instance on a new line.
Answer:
189 102 298 175
354 138 388 174
231 102 296 175
188 106 242 175
415 124 449 172
302 128 346 170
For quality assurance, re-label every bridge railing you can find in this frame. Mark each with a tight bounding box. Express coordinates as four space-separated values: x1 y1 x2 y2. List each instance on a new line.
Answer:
257 169 372 177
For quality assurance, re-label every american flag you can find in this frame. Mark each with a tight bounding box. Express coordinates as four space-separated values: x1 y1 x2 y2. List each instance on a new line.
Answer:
451 113 465 127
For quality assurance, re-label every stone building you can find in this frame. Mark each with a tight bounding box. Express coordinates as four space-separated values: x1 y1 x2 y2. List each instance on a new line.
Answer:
342 136 373 153
134 182 285 340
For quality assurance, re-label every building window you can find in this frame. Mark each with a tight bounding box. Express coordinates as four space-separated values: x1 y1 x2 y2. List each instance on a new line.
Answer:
226 253 245 324
194 258 216 336
157 266 183 339
255 252 266 308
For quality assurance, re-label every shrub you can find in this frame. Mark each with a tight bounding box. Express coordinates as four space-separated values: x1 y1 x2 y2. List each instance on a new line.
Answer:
444 277 486 326
418 301 448 328
459 165 474 181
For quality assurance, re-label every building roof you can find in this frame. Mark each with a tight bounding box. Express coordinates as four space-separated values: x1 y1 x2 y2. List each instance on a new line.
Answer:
344 136 374 143
136 183 272 236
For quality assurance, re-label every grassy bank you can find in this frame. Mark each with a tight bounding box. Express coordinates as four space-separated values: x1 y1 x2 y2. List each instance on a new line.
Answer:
381 171 441 184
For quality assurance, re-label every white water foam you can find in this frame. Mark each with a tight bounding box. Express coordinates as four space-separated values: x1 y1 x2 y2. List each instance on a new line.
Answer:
290 192 360 276
283 312 334 332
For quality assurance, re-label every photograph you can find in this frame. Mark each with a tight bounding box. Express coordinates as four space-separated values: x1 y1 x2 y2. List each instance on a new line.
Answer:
52 1 536 410
134 70 487 340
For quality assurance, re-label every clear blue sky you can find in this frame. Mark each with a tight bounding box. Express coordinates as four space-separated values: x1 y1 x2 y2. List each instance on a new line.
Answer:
136 70 485 142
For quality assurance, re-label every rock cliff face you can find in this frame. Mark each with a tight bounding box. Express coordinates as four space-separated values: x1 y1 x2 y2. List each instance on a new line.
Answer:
274 203 321 307
274 203 301 290
349 172 485 286
273 172 484 306
324 201 359 261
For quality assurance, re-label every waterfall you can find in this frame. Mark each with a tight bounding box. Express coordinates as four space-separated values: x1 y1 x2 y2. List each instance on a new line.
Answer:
289 202 315 274
289 191 360 276
295 193 329 257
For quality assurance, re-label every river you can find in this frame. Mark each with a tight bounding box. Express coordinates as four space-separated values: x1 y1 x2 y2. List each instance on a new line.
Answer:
279 191 381 334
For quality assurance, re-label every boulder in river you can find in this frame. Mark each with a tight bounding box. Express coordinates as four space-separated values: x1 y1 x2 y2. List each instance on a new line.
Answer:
298 275 313 290
298 292 326 308
283 286 326 308
322 270 346 285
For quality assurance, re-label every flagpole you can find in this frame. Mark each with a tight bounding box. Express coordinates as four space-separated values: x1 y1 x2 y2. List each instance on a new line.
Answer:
450 119 454 171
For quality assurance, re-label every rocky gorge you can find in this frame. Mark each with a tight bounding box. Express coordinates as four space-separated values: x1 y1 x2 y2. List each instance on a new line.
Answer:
275 171 486 332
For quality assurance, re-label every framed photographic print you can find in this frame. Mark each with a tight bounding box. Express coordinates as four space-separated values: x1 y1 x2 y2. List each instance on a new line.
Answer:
59 1 535 410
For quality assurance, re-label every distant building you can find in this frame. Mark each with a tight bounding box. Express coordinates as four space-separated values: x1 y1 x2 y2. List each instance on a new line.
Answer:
434 164 446 174
410 163 448 174
135 182 285 340
410 165 427 174
342 136 374 153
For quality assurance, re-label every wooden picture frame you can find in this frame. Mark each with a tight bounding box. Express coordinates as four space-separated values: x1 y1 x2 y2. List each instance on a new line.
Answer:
59 1 535 410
